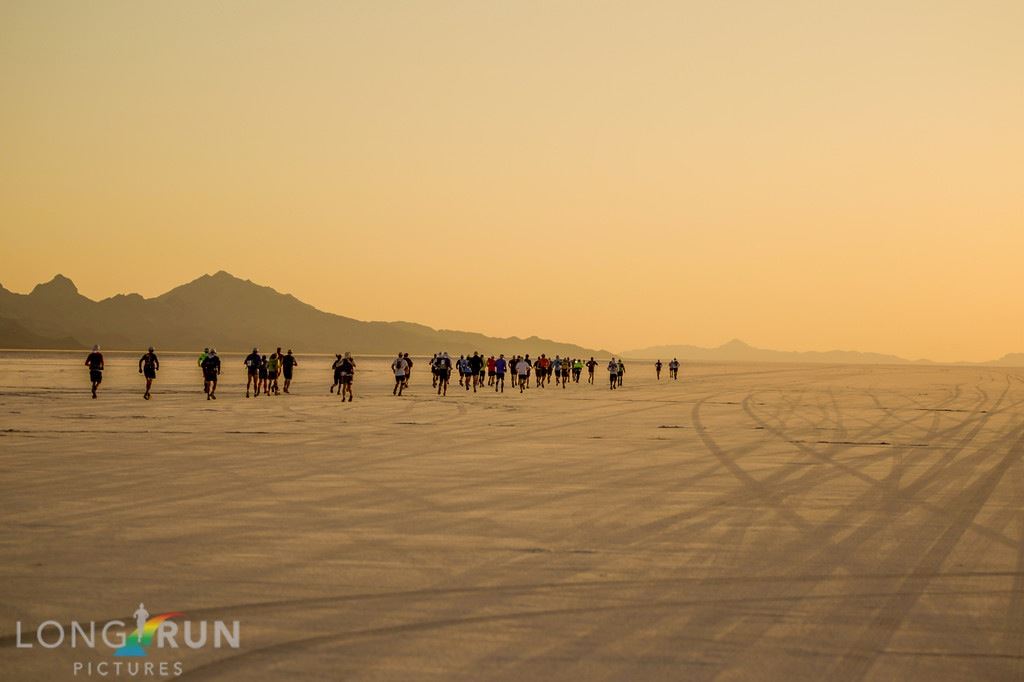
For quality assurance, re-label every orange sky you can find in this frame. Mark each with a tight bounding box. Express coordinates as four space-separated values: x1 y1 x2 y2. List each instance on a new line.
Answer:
2 1 1022 361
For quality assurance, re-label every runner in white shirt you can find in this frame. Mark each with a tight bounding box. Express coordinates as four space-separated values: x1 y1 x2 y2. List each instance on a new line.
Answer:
515 355 532 394
391 353 408 396
607 358 619 390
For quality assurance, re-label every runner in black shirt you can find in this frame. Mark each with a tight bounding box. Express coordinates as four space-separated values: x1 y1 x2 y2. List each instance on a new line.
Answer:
468 352 484 392
85 345 104 399
282 350 298 394
338 352 356 402
202 350 221 400
402 353 413 389
244 348 261 397
138 347 159 400
434 353 452 396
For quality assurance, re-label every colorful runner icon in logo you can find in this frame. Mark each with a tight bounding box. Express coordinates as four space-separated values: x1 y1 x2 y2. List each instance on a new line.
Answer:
114 606 185 657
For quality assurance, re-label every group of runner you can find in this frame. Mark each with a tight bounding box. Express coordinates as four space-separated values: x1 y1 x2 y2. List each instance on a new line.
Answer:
238 347 299 398
82 346 682 400
655 358 682 380
330 352 357 401
422 352 588 396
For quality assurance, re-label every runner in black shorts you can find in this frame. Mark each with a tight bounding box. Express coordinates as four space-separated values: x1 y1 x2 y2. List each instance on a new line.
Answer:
85 345 104 399
434 352 452 396
258 355 269 395
282 350 298 394
138 346 159 400
202 349 221 399
516 355 531 393
402 353 413 389
330 353 343 394
494 354 506 393
469 352 484 392
339 352 355 401
244 347 262 397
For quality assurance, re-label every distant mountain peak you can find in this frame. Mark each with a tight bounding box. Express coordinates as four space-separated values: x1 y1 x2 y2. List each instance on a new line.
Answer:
719 338 751 350
188 270 243 285
30 274 79 298
172 271 253 293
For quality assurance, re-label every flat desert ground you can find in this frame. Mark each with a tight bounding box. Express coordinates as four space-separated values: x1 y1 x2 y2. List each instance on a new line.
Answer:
2 352 1024 681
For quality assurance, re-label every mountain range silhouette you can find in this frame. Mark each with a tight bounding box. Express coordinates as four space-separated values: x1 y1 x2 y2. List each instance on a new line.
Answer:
0 272 609 356
3 272 1022 365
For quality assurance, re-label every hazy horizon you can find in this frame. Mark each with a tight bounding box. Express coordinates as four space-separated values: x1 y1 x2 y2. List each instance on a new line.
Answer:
3 2 1022 362
5 270 1017 362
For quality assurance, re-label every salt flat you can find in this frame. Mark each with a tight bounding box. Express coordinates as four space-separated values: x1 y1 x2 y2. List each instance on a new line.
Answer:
2 353 1023 680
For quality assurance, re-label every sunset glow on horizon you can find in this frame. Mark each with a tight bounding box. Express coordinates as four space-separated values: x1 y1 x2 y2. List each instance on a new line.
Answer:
2 1 1022 361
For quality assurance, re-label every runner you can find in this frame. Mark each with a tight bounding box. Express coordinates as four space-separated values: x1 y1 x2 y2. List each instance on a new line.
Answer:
258 355 269 396
434 352 452 396
478 353 486 386
486 355 496 386
198 347 209 393
202 349 222 399
402 353 413 389
494 354 507 393
281 349 298 393
560 357 570 389
266 352 280 395
608 358 619 389
469 352 484 392
669 357 680 380
535 354 549 388
655 359 663 380
391 353 408 396
516 355 532 393
552 356 562 386
431 353 439 388
339 352 355 401
138 346 159 400
572 357 583 383
330 353 343 394
85 345 104 399
244 347 262 397
274 347 284 389
457 355 467 387
586 356 598 384
617 359 625 387
510 355 518 388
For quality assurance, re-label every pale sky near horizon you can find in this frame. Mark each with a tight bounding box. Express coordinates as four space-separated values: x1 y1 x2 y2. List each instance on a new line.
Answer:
2 1 1022 361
